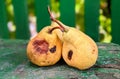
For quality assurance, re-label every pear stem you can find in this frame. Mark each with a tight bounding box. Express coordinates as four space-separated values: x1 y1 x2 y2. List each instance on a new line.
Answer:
47 6 65 32
48 27 61 34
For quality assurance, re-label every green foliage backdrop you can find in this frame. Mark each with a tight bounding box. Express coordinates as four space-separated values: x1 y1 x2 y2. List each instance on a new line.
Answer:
5 0 111 42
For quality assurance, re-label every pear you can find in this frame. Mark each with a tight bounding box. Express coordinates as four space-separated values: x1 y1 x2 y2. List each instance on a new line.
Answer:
62 27 98 70
27 25 62 66
48 7 98 70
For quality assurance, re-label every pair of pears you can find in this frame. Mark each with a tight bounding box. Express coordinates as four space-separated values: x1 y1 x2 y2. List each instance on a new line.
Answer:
27 8 98 70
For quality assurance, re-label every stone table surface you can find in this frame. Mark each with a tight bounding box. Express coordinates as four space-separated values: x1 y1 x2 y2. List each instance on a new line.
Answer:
0 39 120 79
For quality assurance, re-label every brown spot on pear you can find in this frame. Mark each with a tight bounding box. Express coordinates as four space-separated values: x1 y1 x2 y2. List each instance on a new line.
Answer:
33 39 49 54
49 45 56 53
68 50 73 60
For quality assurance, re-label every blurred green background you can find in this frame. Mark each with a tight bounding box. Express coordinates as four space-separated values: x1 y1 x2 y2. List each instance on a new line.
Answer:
5 0 111 43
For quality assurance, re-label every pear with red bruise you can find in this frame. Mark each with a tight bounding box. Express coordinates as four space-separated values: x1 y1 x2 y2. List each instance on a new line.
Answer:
27 25 62 66
48 7 98 70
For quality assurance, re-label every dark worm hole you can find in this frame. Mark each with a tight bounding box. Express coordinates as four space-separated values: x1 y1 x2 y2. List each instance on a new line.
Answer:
49 46 56 53
68 50 73 60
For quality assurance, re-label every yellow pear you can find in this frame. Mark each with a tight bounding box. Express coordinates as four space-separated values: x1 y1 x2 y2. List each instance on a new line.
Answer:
48 7 98 70
62 27 98 70
27 25 62 66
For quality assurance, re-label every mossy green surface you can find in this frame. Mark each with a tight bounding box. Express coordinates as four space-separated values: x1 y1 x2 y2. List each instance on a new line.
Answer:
0 39 120 79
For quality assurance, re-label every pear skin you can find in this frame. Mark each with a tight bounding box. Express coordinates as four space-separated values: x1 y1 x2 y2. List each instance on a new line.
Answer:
62 27 98 70
27 26 62 66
